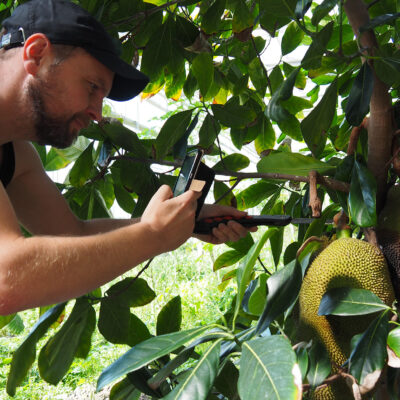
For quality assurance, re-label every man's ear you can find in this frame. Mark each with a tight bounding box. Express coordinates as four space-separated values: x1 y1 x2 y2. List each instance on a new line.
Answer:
23 33 51 76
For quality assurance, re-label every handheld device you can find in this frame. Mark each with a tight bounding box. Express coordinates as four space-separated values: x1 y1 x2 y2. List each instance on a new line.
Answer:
173 149 215 219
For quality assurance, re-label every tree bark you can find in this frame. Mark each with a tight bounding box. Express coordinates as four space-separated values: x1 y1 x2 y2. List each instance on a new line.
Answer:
344 0 394 211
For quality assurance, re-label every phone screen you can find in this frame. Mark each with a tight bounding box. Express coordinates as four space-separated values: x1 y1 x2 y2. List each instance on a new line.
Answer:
173 150 203 197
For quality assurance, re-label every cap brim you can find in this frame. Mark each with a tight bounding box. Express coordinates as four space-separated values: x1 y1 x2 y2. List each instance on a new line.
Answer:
86 48 149 101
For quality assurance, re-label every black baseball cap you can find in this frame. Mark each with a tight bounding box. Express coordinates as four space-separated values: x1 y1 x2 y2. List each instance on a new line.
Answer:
0 0 149 101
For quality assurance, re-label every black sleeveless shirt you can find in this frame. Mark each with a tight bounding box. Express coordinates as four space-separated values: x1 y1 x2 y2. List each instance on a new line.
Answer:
0 142 15 188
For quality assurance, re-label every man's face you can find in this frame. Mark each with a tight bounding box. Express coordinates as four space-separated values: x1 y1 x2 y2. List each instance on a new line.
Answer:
27 49 113 149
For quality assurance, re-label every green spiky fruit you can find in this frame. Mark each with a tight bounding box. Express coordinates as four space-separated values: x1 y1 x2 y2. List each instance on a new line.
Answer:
299 238 395 399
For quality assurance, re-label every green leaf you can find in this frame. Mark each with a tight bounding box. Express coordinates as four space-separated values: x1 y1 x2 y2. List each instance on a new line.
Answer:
38 299 94 385
348 311 389 385
345 62 374 126
155 110 194 159
7 303 66 396
387 326 400 358
359 13 400 33
213 360 239 400
254 117 276 154
162 339 222 400
301 79 337 158
255 260 302 335
192 53 214 97
306 341 331 388
213 153 250 172
106 278 156 308
295 0 312 19
101 123 148 158
349 160 377 227
75 303 96 359
157 295 182 336
311 0 339 26
110 378 141 400
235 229 278 322
236 181 279 211
282 22 304 55
198 114 220 148
257 152 335 177
238 336 300 400
232 0 253 34
212 102 257 128
0 314 16 330
69 142 94 187
266 68 300 123
141 19 173 79
302 22 334 69
318 288 389 316
201 0 226 34
213 250 244 271
242 273 268 316
97 326 211 391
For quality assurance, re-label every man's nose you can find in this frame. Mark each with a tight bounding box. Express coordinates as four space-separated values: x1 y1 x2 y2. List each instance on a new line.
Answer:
85 95 104 122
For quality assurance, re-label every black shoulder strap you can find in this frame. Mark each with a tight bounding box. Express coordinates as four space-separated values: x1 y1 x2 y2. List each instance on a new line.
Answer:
0 142 15 188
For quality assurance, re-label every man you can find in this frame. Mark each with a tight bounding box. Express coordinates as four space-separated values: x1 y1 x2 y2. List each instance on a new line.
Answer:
0 0 254 315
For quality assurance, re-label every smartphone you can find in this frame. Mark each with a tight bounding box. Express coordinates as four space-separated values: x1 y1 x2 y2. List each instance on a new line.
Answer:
173 149 215 219
173 149 204 197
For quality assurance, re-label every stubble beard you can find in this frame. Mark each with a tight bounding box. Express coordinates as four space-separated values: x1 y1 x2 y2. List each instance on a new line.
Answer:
27 76 79 149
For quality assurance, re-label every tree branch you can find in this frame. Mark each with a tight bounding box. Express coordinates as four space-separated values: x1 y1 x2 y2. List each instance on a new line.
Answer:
105 155 350 193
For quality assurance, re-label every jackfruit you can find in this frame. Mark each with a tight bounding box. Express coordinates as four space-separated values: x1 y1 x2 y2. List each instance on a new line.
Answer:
298 238 395 399
377 184 400 300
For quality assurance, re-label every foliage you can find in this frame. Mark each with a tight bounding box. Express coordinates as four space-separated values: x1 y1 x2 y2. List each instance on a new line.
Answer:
1 0 400 398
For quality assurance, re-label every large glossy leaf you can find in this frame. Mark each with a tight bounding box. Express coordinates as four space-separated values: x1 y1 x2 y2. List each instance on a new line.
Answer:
69 142 94 187
236 181 279 211
213 360 239 400
97 326 211 391
198 114 220 148
345 62 374 126
255 260 302 335
100 123 147 158
156 295 182 336
109 377 141 400
235 229 278 323
238 336 301 400
306 341 331 388
282 22 304 55
311 0 340 26
348 160 377 227
387 326 400 358
295 0 312 18
301 22 334 69
213 153 250 172
162 339 222 399
106 278 156 308
242 273 268 316
201 0 226 34
211 102 257 128
213 250 244 271
7 303 66 396
301 79 337 158
38 298 95 385
254 117 276 154
318 288 390 316
141 19 174 79
192 53 214 98
155 110 194 159
348 311 389 385
98 299 151 346
266 68 300 123
257 152 335 177
359 13 400 33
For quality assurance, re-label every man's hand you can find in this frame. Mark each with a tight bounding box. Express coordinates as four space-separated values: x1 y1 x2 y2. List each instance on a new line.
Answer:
194 204 257 244
141 185 201 252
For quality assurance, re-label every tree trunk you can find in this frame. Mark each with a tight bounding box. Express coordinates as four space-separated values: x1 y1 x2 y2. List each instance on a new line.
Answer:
344 0 394 211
